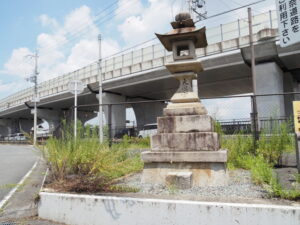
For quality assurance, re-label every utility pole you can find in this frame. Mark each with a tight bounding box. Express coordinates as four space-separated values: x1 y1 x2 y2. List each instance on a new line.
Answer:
248 7 259 142
189 0 207 22
25 50 39 146
33 51 38 146
248 7 257 95
98 34 103 143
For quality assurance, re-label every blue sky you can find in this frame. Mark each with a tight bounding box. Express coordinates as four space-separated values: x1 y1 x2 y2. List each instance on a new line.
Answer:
0 0 275 112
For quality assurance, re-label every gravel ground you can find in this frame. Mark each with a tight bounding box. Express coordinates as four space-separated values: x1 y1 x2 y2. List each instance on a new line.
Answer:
115 169 268 201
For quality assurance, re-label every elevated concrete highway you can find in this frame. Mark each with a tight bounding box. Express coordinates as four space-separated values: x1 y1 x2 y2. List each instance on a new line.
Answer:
1 11 300 136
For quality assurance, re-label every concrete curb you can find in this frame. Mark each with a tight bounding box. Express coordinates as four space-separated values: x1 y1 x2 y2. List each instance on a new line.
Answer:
39 192 300 225
0 159 39 210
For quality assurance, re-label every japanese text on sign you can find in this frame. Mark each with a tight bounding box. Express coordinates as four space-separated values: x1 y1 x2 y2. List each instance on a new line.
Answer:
276 0 300 47
293 101 300 133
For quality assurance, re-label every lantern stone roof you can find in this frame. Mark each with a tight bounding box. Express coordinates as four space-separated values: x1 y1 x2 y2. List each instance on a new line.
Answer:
155 12 208 51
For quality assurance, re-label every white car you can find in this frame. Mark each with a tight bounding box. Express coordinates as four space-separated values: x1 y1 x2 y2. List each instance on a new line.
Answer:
138 123 157 138
14 133 27 141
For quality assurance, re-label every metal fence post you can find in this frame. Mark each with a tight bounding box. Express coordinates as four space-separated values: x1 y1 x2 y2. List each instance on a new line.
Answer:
269 10 273 29
131 51 134 65
108 104 112 147
238 19 241 37
251 95 259 149
220 24 223 42
295 133 300 173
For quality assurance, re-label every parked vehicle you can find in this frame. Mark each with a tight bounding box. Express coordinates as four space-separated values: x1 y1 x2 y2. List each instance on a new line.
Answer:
138 123 157 138
8 134 15 141
14 133 27 141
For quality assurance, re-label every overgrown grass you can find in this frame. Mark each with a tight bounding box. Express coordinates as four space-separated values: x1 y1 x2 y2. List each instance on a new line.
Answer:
219 120 300 200
44 122 144 192
257 120 295 164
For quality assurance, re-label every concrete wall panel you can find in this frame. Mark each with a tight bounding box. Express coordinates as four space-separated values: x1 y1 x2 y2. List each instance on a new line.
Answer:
39 193 300 225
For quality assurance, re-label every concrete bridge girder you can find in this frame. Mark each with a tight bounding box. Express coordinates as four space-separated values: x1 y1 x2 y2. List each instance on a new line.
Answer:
1 40 300 130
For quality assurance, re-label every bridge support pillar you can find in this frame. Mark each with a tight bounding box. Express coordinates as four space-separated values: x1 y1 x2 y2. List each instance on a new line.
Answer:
37 109 61 133
97 92 126 138
0 118 33 137
77 111 98 125
255 62 286 121
132 99 166 130
19 119 33 134
255 62 294 128
0 119 14 137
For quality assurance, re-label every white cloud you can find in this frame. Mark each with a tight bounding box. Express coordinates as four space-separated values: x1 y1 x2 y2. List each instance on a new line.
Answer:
3 48 34 77
64 5 98 39
203 97 251 120
0 80 30 99
115 0 143 20
118 0 178 46
39 14 58 30
2 5 121 84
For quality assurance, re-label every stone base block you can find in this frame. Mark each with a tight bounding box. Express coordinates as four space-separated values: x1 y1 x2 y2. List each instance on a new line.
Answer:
151 132 220 151
165 60 203 74
170 92 199 103
141 162 228 187
157 115 214 133
142 150 227 163
164 102 207 116
165 172 192 189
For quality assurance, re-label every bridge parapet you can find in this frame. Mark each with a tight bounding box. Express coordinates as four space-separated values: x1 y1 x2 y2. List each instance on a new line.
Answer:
0 10 278 112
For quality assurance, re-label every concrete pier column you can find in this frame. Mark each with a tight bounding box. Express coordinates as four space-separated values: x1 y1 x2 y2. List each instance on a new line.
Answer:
18 119 33 134
283 72 296 118
0 119 30 136
0 119 12 137
77 111 97 125
255 62 285 121
37 109 61 133
97 92 126 138
132 99 166 129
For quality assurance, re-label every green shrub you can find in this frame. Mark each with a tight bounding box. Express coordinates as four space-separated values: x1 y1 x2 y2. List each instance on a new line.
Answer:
257 120 294 164
44 122 143 189
222 134 254 169
222 134 300 200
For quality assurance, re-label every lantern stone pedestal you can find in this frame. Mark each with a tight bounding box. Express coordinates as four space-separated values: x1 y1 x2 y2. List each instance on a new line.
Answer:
141 12 228 188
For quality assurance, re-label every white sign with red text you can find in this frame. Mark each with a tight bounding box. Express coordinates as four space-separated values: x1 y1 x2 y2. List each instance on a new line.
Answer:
276 0 300 47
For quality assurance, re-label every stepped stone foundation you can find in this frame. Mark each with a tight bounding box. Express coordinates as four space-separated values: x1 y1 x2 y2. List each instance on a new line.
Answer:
141 103 228 187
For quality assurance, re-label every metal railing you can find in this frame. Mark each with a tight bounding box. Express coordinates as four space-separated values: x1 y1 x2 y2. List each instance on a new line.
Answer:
0 10 278 112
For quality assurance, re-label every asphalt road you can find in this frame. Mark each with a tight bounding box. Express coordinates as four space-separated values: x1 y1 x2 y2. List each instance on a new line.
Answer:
0 145 39 202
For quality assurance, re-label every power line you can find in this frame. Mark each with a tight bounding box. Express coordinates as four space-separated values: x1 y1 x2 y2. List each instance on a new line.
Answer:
230 0 267 14
35 0 270 81
24 1 119 54
37 0 121 53
196 0 266 24
37 0 137 56
35 0 140 74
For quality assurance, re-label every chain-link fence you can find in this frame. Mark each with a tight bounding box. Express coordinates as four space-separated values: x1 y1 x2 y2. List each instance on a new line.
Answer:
72 92 298 144
1 92 297 147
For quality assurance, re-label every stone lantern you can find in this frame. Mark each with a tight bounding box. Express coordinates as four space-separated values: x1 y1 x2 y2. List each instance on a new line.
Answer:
141 12 228 188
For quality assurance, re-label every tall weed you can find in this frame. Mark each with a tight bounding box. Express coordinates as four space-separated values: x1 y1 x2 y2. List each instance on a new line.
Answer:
45 122 143 185
257 120 294 164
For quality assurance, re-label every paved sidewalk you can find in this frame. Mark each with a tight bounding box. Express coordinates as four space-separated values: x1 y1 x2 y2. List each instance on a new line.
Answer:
0 146 61 224
0 145 39 202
